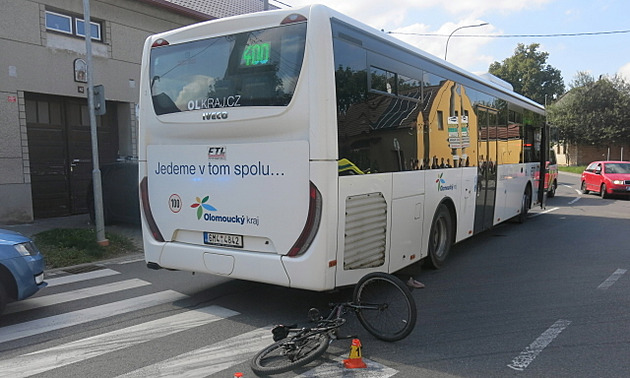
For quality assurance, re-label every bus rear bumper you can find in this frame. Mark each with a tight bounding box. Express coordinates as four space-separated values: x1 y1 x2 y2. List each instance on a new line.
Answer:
157 241 291 287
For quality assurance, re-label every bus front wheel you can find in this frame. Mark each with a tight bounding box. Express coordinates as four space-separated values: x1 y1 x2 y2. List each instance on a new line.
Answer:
425 204 453 269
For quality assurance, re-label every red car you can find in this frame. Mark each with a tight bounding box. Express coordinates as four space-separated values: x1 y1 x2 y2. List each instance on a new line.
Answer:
581 161 630 198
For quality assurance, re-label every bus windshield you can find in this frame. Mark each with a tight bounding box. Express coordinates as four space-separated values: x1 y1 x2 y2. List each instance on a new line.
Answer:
150 22 307 115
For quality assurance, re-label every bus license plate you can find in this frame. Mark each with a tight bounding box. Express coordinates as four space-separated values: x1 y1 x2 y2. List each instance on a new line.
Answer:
203 232 243 248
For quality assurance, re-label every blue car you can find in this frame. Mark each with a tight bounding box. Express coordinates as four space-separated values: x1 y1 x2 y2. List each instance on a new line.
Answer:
0 229 47 315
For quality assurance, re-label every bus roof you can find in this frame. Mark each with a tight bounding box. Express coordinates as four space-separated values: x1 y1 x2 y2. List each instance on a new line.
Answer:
146 4 545 114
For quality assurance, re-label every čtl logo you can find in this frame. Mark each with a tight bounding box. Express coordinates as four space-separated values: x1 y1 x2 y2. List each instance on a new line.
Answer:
208 146 226 160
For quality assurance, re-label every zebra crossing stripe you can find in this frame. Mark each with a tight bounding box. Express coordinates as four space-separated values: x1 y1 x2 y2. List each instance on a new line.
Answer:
295 355 398 377
5 279 151 314
45 268 120 287
0 290 187 344
116 326 274 377
0 305 238 378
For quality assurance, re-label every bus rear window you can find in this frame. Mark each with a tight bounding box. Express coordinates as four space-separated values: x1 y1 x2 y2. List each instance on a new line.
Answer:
150 22 307 115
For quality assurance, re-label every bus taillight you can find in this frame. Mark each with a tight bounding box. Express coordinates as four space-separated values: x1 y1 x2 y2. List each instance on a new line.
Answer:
281 14 307 24
287 182 322 257
140 177 165 242
151 38 170 48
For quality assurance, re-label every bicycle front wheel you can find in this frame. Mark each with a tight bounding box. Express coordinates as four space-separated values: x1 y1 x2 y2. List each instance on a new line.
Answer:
250 332 330 376
353 272 417 342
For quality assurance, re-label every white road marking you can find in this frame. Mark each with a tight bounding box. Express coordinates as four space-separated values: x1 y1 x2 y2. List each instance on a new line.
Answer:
0 290 187 344
559 187 582 204
116 326 274 377
296 355 398 377
597 269 627 290
119 329 399 378
529 207 559 218
0 305 238 378
45 268 120 287
5 279 150 314
117 258 145 264
508 319 571 371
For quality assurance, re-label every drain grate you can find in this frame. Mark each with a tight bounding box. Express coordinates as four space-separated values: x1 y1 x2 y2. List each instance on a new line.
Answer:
62 264 105 274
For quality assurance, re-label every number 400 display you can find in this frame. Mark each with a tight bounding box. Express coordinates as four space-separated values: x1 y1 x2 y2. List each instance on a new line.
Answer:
242 42 271 66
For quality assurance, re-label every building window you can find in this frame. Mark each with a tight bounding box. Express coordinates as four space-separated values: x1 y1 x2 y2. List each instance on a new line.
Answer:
45 11 72 34
76 18 101 40
437 110 444 130
45 10 102 41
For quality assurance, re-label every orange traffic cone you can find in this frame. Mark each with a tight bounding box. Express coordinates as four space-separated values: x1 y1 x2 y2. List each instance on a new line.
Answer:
343 338 367 369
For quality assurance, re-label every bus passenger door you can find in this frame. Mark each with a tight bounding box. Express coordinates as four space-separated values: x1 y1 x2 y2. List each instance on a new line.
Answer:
474 106 498 233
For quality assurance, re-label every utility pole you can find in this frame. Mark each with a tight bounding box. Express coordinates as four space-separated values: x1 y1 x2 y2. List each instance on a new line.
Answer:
82 0 108 246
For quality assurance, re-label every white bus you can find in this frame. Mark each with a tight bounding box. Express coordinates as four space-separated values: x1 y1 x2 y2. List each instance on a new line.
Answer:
138 5 549 291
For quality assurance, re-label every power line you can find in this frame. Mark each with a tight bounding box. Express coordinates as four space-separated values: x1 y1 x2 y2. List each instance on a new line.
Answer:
269 0 292 7
388 29 630 38
272 2 629 39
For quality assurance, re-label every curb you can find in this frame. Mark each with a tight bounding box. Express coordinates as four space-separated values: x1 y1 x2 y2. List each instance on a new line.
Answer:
45 252 145 278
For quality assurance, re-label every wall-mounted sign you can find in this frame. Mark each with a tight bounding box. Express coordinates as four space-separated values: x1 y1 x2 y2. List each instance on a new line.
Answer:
74 58 87 83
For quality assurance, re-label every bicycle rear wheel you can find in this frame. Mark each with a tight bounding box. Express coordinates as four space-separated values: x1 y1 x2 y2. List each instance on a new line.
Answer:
353 272 417 342
251 332 330 376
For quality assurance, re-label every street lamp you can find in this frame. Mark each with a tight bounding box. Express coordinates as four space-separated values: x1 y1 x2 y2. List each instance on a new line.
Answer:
444 22 489 61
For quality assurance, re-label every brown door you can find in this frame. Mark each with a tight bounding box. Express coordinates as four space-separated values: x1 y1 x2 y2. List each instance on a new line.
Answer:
26 94 118 218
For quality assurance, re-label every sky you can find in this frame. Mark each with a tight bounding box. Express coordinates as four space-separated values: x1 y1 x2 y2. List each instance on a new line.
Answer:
273 0 630 89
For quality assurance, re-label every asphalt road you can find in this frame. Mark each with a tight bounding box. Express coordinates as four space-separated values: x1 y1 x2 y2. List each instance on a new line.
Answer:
1 172 628 377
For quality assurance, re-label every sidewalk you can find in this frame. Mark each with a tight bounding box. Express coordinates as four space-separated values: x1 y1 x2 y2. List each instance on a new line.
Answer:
3 214 144 275
3 214 143 249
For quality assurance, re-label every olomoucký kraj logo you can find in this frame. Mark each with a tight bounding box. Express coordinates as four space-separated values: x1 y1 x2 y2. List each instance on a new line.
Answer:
190 196 217 219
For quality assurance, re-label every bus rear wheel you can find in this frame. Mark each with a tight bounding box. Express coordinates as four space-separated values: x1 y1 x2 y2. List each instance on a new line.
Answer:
424 204 453 269
547 179 557 198
515 187 531 224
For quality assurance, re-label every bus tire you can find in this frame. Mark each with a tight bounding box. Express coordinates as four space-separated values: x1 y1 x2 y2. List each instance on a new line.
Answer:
547 179 557 198
515 186 531 224
424 204 453 269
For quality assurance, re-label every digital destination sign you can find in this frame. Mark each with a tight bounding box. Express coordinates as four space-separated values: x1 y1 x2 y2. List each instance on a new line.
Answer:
241 42 271 67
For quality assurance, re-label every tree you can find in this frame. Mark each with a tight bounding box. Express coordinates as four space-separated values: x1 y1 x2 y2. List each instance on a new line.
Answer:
489 43 565 105
548 72 630 146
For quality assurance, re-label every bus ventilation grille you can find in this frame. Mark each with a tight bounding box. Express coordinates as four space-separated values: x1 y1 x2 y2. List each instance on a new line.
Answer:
343 192 387 270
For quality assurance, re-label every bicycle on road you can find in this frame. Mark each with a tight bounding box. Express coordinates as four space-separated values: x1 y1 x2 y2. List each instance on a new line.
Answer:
250 272 417 376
